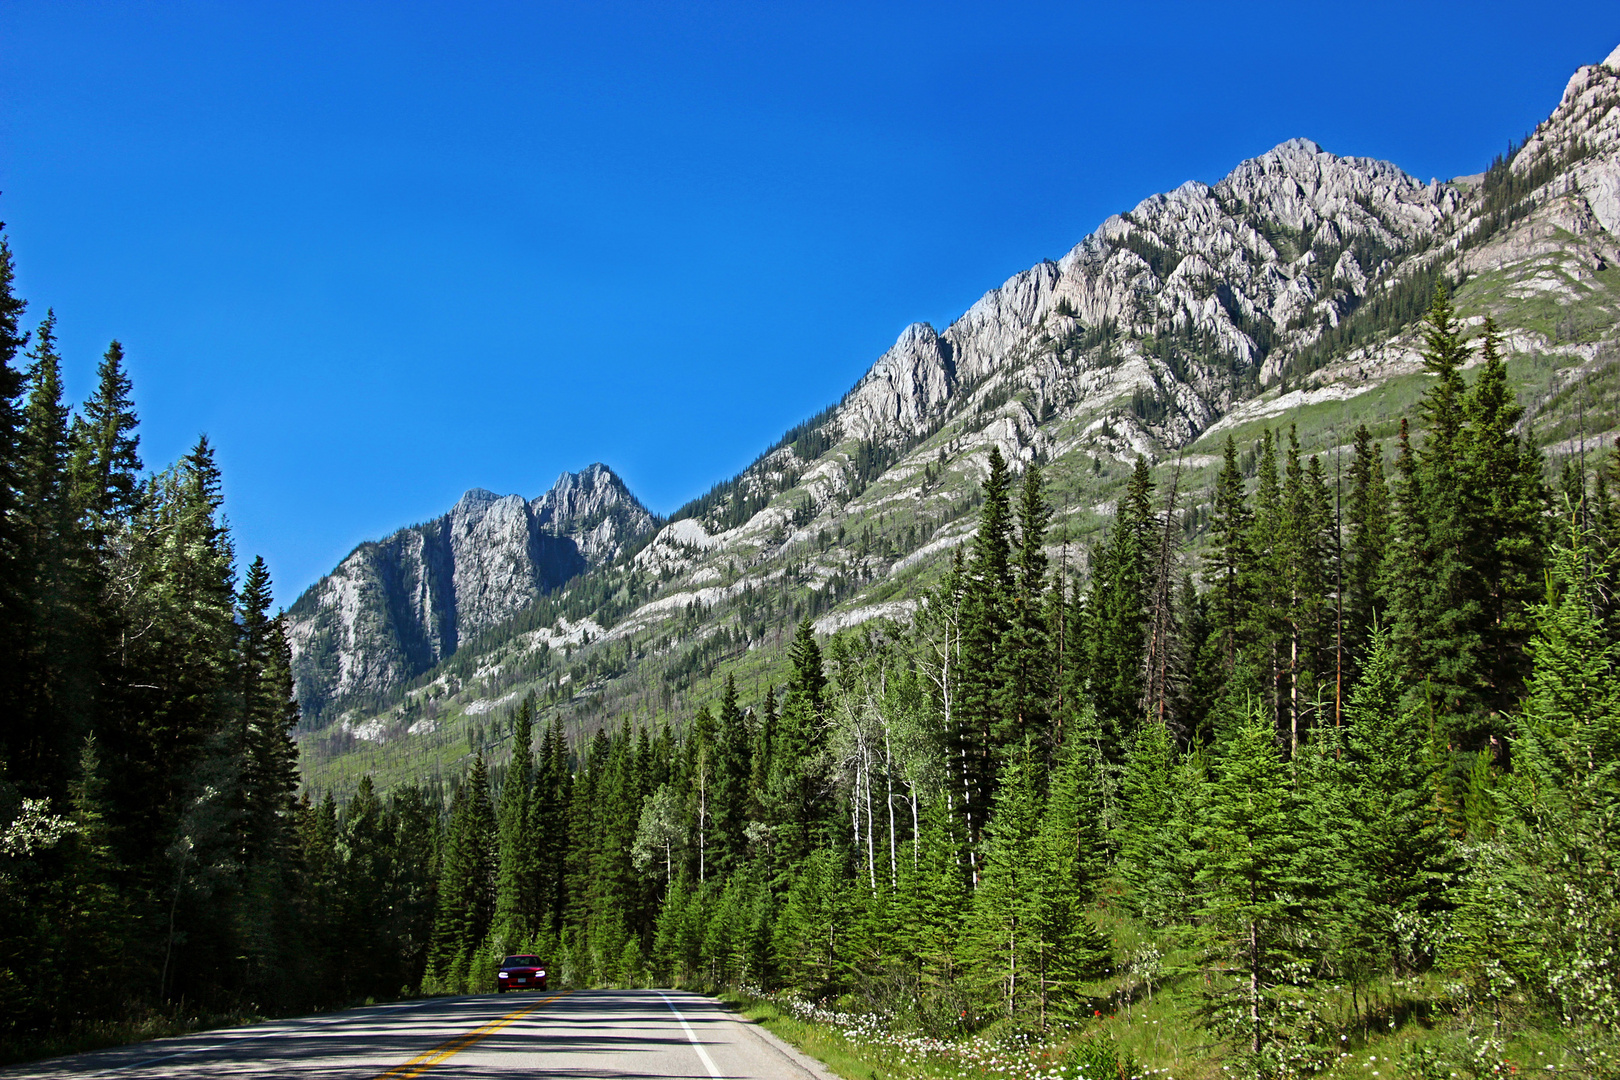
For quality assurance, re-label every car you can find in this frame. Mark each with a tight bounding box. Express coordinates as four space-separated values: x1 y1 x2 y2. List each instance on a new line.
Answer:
496 955 547 993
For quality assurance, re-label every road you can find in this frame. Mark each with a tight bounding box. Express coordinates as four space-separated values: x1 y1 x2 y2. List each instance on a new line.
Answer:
1 989 839 1079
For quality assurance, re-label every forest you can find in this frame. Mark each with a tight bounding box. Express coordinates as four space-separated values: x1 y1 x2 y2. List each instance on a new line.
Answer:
0 214 1616 1078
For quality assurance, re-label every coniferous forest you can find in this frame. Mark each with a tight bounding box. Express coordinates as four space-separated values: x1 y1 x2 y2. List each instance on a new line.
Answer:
2 217 1618 1079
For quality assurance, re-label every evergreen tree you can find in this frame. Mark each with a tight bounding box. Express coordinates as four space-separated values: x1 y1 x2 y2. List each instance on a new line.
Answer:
766 619 831 874
68 340 142 549
1086 457 1156 761
1339 627 1452 978
1192 704 1318 1078
956 447 1014 825
895 795 969 992
1208 435 1255 668
12 311 88 801
1344 424 1389 675
1451 529 1620 1037
0 233 29 766
712 674 753 875
967 749 1044 1022
492 700 536 947
993 462 1052 758
429 754 496 989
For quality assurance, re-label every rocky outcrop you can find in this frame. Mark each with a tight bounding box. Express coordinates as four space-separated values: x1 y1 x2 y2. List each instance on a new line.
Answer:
288 465 656 725
833 137 1456 449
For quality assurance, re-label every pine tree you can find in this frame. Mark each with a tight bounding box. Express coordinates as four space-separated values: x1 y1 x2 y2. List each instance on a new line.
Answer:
967 749 1044 1022
12 311 89 801
1117 720 1181 921
1031 733 1111 1023
1339 627 1452 978
1192 704 1318 1078
1344 424 1389 681
1455 318 1546 729
1243 430 1286 726
766 619 831 874
492 700 536 947
430 755 497 989
957 446 1014 823
1207 435 1254 669
68 340 142 549
1451 528 1620 1035
1086 457 1156 761
993 462 1052 758
0 232 30 765
712 674 753 875
895 795 969 992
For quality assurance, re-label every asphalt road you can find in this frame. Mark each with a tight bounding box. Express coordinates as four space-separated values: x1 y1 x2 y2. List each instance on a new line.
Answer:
1 989 839 1079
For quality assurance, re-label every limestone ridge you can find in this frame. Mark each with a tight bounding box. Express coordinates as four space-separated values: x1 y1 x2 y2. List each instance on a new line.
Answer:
296 42 1620 777
836 137 1454 451
287 465 656 725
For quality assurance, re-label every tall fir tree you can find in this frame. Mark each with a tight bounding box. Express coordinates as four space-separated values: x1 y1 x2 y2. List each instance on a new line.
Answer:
993 462 1052 758
956 446 1014 830
492 699 536 947
0 232 29 765
1344 424 1389 680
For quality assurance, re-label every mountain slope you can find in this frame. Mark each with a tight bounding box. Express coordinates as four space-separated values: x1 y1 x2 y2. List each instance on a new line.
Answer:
294 43 1620 794
287 463 657 725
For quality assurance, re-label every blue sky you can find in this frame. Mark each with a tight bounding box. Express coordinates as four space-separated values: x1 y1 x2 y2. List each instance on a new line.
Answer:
0 2 1614 604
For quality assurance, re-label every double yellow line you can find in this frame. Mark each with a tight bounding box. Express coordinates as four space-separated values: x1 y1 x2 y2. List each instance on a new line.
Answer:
371 990 571 1079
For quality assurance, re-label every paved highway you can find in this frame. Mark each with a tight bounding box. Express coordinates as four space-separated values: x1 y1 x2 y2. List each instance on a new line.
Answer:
1 989 838 1079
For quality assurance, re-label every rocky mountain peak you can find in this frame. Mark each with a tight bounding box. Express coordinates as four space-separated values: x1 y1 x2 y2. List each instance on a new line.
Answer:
287 464 658 726
531 463 658 563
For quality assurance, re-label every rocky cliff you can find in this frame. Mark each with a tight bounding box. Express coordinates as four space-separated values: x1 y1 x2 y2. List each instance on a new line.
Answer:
287 464 657 725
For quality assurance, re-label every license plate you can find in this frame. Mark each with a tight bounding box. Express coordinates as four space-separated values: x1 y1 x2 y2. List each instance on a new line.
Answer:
517 978 527 983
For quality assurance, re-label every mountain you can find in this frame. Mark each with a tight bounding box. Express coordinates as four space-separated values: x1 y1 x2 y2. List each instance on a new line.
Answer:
286 464 657 726
294 44 1620 792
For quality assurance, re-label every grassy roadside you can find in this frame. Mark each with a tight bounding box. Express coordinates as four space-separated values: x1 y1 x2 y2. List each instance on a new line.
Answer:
712 965 1598 1080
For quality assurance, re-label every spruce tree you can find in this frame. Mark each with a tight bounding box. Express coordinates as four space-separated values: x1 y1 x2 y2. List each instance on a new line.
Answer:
0 233 29 763
895 795 969 992
430 754 497 989
1451 528 1620 1035
1086 457 1155 761
712 674 752 875
12 311 88 801
957 446 1014 824
993 462 1052 758
1192 704 1318 1078
766 619 830 874
1207 435 1254 669
68 340 142 549
1339 627 1452 978
966 750 1044 1021
1344 424 1389 679
492 700 536 947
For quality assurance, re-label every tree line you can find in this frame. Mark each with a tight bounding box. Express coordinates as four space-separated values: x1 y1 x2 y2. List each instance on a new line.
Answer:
2 226 1615 1078
0 230 453 1052
423 291 1616 1075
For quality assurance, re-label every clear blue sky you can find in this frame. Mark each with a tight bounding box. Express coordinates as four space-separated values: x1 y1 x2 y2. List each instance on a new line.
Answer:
0 2 1614 604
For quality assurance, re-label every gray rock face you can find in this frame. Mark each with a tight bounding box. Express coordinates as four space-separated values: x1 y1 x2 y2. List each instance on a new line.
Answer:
287 465 656 725
837 136 1454 446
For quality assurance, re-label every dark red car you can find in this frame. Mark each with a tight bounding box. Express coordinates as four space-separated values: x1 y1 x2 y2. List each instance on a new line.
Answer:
496 955 547 993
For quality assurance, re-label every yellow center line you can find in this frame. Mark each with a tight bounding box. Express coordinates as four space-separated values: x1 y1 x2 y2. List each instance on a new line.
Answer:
370 990 571 1079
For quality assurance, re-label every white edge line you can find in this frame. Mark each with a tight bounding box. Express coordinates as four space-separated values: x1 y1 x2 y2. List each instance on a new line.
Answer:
657 990 723 1080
